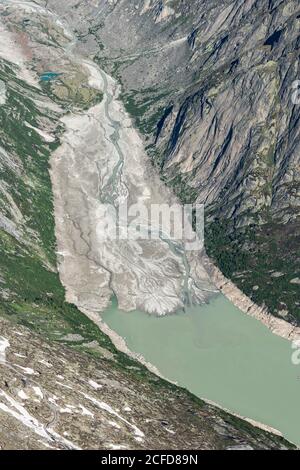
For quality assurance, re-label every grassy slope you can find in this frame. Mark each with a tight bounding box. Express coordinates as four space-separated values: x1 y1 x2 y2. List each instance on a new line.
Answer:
0 61 115 358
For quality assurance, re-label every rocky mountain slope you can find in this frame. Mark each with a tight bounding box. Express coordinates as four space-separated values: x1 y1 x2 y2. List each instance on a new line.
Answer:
0 0 294 450
0 314 293 450
47 0 299 324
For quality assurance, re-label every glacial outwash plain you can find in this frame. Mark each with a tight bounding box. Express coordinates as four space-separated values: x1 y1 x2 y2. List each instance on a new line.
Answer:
0 0 298 451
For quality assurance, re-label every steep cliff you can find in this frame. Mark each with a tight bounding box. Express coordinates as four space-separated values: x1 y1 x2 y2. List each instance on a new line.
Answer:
0 0 293 450
58 0 300 324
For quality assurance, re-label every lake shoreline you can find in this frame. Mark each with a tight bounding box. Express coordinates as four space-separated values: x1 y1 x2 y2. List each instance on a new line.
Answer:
204 256 300 343
94 303 292 444
79 306 168 380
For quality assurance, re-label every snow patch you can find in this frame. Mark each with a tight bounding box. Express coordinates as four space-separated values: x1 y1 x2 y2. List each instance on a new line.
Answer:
109 443 127 450
88 379 102 390
56 381 73 390
17 390 29 400
108 420 121 430
79 404 94 418
0 80 6 105
59 407 73 414
38 359 53 368
166 428 175 435
0 336 9 362
25 122 55 143
0 390 80 449
32 386 43 399
13 353 26 358
82 393 145 440
14 365 36 375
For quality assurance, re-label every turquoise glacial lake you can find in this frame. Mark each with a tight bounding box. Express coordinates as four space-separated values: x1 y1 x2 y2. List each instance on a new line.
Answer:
39 72 63 81
102 295 300 445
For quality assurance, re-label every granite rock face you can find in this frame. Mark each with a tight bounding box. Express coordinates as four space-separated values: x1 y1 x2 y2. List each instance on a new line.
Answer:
42 0 299 225
49 0 299 321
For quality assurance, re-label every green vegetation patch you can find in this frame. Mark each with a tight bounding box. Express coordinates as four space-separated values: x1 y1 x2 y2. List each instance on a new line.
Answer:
121 88 171 136
205 218 300 323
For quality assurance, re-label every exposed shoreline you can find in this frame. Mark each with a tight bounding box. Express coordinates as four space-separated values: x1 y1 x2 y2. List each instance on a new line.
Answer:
204 256 300 343
203 398 288 442
81 303 290 443
79 306 167 380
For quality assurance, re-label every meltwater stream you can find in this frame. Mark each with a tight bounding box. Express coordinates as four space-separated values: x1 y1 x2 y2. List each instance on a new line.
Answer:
102 295 300 446
34 2 299 444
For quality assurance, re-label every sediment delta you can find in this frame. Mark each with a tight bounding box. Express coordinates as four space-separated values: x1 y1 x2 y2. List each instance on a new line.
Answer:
50 49 217 317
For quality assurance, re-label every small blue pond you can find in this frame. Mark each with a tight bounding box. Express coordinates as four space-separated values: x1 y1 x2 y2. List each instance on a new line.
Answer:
40 72 63 82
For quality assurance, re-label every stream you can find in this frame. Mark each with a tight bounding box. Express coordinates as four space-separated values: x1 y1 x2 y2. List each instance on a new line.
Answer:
41 4 300 447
